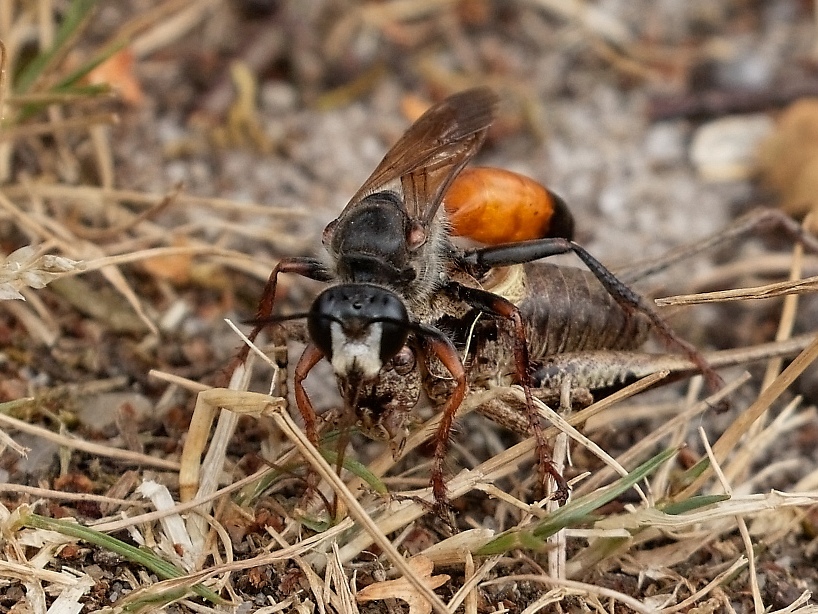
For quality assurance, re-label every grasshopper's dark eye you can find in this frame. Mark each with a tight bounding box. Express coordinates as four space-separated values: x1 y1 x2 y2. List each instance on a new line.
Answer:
308 284 410 378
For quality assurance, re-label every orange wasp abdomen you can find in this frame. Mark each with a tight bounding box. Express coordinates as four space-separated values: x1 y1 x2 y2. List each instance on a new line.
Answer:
444 167 575 244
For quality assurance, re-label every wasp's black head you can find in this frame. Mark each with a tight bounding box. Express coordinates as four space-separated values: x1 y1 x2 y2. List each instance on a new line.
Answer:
308 283 411 382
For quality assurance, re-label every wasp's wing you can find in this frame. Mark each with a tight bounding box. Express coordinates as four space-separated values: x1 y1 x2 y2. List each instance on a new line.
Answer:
344 87 498 224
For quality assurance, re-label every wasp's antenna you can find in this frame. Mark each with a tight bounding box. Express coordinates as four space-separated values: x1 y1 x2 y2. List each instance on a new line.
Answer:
243 312 310 327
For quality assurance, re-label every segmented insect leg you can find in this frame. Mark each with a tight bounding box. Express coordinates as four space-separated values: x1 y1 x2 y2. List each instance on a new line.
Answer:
242 258 330 361
416 325 467 515
293 343 326 497
445 281 570 503
220 258 331 388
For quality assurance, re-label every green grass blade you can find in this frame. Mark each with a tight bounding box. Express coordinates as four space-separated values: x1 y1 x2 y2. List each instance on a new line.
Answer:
15 0 101 94
477 447 679 555
20 513 223 604
234 444 389 508
674 456 711 491
660 493 730 515
320 448 389 495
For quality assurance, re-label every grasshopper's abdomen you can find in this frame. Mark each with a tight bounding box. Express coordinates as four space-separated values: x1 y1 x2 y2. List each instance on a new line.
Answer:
518 263 651 360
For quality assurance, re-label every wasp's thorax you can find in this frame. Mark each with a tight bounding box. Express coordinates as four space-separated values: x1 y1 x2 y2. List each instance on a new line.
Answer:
326 192 414 280
323 191 448 308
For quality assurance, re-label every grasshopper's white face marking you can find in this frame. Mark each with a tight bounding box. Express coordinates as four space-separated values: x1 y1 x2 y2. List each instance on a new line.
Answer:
329 321 384 380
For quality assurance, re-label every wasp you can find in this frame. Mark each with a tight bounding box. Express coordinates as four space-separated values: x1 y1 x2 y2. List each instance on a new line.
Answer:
244 88 724 510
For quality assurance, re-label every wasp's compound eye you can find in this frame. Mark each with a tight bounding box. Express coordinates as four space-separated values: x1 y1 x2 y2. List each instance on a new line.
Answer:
308 284 411 377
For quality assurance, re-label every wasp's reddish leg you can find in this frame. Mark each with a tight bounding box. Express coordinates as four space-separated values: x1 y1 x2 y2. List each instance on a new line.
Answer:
463 239 725 398
234 258 331 366
251 259 330 340
446 282 570 503
415 324 467 514
292 343 326 499
293 343 325 446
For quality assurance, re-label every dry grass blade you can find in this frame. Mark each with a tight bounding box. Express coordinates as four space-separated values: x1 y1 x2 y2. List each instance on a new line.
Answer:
149 369 210 393
0 111 118 141
0 411 179 471
90 465 279 533
180 385 261 503
675 334 818 500
0 483 144 507
0 559 86 586
481 574 653 613
446 553 496 613
699 428 763 614
768 592 815 614
0 182 310 217
658 557 748 613
758 238 804 412
720 397 807 491
0 40 6 119
69 184 182 241
0 422 29 457
599 491 818 530
78 245 262 276
656 274 818 306
130 0 222 58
